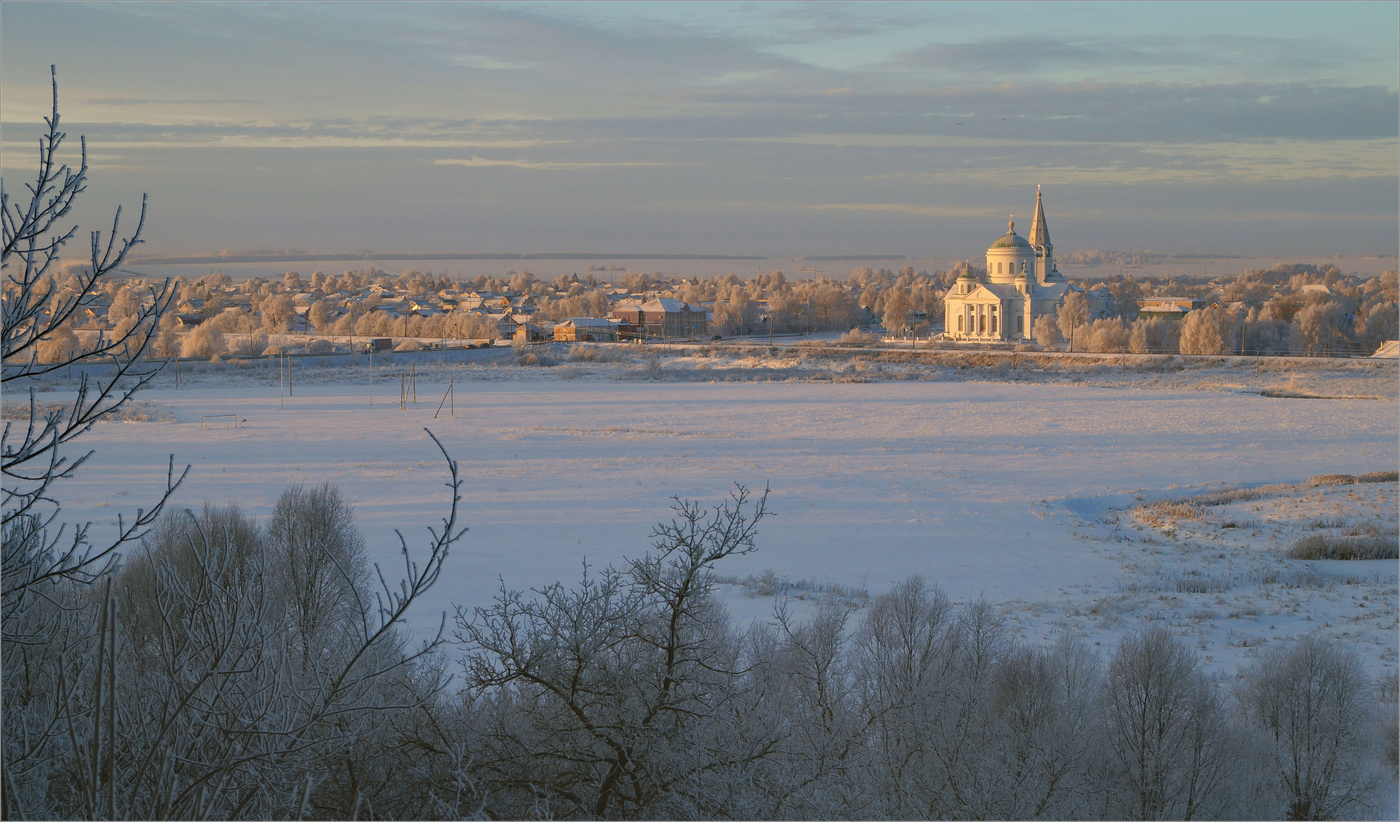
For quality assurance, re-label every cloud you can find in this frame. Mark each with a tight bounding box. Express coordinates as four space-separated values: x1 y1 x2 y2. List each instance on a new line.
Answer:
806 203 1008 218
435 157 665 170
80 97 258 107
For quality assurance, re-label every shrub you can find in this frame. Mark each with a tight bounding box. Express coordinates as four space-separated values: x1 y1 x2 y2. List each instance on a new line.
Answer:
566 343 623 363
227 331 269 356
1286 534 1399 561
839 327 878 345
1307 473 1358 486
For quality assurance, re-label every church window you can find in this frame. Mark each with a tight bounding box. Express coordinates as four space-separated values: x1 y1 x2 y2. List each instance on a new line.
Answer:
991 315 997 333
957 315 963 332
1017 315 1024 333
978 313 985 334
996 262 1002 275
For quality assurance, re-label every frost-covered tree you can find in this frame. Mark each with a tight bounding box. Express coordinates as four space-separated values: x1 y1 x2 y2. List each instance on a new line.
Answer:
1241 310 1294 357
456 485 775 819
1355 299 1398 354
1084 317 1131 353
881 287 912 332
261 293 295 333
265 483 371 665
1099 627 1233 820
1129 317 1180 354
1033 312 1062 348
1058 291 1091 351
1179 305 1238 355
1 68 186 802
3 65 183 666
1291 299 1355 357
180 321 224 359
1238 636 1383 820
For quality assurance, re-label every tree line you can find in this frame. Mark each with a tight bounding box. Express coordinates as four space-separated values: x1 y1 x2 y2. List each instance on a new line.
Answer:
6 483 1394 819
1040 268 1397 357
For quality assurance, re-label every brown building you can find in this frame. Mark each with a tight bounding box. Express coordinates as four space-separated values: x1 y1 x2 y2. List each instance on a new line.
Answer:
554 318 620 342
610 298 707 340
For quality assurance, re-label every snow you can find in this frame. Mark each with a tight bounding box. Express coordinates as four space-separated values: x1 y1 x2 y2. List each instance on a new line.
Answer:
26 350 1399 679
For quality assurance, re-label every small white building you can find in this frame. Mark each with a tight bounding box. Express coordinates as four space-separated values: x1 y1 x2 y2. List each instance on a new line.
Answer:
944 187 1070 341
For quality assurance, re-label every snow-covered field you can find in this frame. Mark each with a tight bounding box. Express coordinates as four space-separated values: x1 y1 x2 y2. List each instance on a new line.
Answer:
22 348 1399 680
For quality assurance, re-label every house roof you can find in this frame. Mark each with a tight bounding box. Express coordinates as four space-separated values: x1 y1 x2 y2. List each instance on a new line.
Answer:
640 298 697 313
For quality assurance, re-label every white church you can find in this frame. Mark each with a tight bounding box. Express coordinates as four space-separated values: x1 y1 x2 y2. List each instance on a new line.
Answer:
943 187 1071 342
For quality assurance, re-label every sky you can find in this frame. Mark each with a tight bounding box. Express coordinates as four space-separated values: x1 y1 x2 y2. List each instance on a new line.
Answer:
2 1 1397 259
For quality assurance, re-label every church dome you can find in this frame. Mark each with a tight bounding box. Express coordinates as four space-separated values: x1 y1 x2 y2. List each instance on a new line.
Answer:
958 268 977 280
990 230 1031 251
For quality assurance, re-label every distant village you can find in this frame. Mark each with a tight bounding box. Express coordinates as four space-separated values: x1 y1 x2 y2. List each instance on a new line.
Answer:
36 255 1398 364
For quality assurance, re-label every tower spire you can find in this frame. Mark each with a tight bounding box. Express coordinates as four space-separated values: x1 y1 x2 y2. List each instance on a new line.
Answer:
1028 186 1050 249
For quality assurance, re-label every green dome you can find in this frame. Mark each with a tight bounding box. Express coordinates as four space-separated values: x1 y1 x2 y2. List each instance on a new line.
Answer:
958 269 977 280
1015 268 1030 280
990 231 1032 250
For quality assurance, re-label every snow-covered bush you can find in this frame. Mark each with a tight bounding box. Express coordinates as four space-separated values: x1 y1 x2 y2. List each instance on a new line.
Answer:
566 343 624 363
1287 533 1398 560
226 330 269 356
514 344 555 366
838 327 878 345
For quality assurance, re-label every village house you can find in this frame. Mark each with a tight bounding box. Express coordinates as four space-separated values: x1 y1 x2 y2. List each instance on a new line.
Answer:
554 317 620 342
610 298 707 340
1138 297 1203 321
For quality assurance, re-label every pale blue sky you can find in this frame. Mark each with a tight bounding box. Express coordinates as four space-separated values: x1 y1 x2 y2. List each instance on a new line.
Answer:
2 1 1396 257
